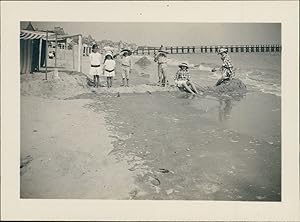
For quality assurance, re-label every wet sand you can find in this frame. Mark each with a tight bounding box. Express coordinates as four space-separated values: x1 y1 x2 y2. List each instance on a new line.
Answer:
76 90 281 201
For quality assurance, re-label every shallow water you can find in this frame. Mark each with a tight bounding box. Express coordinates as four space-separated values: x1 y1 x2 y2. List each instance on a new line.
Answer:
134 52 281 97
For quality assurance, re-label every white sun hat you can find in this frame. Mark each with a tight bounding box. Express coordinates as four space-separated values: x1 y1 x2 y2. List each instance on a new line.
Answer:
218 48 228 54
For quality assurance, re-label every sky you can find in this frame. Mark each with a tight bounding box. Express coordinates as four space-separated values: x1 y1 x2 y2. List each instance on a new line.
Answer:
21 22 281 46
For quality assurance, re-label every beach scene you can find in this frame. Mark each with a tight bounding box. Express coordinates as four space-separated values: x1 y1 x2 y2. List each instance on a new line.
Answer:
20 22 281 201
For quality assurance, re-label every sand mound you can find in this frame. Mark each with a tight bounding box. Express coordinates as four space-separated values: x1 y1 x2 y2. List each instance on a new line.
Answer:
213 78 247 95
196 78 246 99
21 72 90 99
135 57 152 67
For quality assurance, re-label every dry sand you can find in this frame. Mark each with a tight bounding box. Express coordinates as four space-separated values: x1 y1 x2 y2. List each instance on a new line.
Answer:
21 96 138 199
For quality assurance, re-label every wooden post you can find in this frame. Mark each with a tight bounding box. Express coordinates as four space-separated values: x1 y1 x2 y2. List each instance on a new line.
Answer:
176 47 178 53
182 46 184 53
38 38 42 71
192 46 195 53
78 34 82 72
72 46 75 70
65 38 68 50
45 31 48 80
55 33 57 67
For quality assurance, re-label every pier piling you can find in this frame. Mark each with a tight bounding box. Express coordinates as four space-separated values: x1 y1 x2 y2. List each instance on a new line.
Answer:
134 44 281 55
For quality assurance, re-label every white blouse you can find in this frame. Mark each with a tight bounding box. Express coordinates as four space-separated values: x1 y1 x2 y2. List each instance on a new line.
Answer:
103 60 116 71
89 52 102 66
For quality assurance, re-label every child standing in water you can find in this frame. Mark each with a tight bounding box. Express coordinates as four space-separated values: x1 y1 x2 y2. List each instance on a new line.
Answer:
103 51 116 88
89 44 102 88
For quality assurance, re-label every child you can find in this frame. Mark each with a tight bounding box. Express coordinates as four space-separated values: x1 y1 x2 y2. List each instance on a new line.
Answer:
89 44 102 88
212 48 235 86
174 62 199 95
154 50 168 87
103 51 116 88
120 49 132 87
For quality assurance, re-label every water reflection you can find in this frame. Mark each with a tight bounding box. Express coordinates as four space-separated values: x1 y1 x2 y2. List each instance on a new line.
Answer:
218 98 233 121
218 95 244 122
177 93 197 100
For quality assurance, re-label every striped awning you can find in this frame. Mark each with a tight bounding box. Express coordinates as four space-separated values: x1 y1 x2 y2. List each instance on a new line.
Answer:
21 30 81 41
20 30 47 40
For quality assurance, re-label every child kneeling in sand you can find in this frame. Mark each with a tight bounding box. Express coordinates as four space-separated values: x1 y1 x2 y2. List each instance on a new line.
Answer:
89 44 102 87
212 48 235 86
103 51 116 88
174 63 199 95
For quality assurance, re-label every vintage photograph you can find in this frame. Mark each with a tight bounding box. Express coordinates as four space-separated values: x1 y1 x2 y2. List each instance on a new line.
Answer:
20 22 281 201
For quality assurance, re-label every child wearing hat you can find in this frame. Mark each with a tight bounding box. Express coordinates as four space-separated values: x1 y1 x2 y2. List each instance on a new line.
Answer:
174 62 199 95
103 51 116 88
212 48 235 86
154 50 168 87
89 44 102 88
120 49 132 87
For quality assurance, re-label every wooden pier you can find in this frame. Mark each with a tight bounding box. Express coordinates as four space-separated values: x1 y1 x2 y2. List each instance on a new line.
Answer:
133 44 281 55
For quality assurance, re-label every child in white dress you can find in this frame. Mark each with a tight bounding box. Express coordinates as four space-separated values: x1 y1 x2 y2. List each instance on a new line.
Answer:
103 51 116 88
89 44 102 88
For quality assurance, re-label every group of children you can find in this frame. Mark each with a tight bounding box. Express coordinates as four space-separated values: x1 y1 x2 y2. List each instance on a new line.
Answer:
89 44 132 88
90 44 234 94
155 48 235 94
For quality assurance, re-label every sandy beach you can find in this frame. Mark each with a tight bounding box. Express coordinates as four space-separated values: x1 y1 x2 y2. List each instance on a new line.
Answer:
21 52 281 200
21 96 138 199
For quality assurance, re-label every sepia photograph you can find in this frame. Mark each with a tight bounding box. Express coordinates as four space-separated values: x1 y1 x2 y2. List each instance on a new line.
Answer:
1 1 299 221
20 21 282 201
